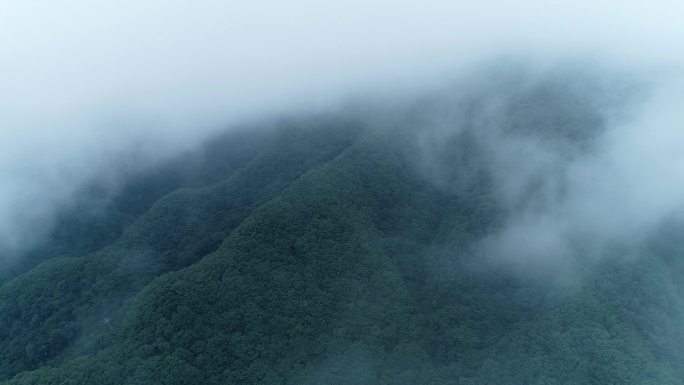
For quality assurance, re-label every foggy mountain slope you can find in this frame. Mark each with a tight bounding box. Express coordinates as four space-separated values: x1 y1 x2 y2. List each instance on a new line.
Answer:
0 127 278 284
0 119 363 380
3 67 684 385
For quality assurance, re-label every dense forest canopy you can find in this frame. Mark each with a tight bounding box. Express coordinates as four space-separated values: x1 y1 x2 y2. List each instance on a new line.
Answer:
1 65 684 385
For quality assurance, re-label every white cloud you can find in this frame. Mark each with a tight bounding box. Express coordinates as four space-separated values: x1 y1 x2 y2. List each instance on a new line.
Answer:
0 0 683 254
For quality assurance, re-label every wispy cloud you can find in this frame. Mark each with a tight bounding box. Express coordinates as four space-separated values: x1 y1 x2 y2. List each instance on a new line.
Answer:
1 0 683 256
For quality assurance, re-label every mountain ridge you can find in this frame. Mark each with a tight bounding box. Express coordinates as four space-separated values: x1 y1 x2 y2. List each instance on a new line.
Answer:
2 69 684 384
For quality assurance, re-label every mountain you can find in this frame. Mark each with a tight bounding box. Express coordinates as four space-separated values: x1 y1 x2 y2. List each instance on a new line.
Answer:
2 67 684 385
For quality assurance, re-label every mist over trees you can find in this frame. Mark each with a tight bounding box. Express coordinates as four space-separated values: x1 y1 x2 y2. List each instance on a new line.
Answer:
3 1 684 383
1 65 684 384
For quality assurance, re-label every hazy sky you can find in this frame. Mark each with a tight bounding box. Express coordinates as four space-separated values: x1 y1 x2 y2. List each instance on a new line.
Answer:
1 0 683 254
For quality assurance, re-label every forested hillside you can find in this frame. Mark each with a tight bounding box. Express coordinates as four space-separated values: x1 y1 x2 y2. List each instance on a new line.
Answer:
2 69 684 385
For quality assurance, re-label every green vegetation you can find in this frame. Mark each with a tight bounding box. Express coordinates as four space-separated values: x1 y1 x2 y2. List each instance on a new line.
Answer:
1 75 683 384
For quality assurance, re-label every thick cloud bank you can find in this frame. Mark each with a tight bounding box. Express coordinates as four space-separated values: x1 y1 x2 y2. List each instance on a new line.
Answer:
411 64 684 269
1 0 683 255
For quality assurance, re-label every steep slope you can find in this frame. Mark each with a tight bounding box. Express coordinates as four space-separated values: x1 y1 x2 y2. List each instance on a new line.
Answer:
0 118 363 380
2 69 684 384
